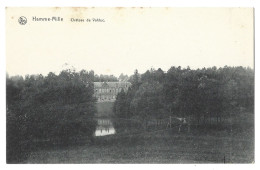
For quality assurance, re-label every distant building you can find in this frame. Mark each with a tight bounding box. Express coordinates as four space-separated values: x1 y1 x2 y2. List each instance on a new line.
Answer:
94 82 131 102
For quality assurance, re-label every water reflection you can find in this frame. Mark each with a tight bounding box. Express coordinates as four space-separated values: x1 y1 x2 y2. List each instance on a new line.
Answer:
95 119 116 136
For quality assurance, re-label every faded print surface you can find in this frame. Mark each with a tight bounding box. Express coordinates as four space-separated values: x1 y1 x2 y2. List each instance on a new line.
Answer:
6 7 254 164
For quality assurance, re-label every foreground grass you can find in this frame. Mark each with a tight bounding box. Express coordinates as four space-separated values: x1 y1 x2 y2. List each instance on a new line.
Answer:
25 123 254 164
96 102 114 118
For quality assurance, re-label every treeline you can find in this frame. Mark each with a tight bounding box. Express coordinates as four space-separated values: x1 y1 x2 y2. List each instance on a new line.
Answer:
6 69 97 163
94 74 118 82
114 66 254 125
94 73 129 82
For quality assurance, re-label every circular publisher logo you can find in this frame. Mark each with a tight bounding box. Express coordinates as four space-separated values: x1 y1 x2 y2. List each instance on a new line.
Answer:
18 16 27 25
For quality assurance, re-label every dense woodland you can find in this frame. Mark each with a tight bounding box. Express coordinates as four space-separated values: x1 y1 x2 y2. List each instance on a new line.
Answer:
114 66 254 126
6 69 97 163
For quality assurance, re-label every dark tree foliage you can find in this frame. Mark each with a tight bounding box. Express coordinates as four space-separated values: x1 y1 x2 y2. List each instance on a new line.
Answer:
129 69 141 88
113 66 254 125
113 90 128 118
118 73 129 82
6 69 97 163
94 74 118 82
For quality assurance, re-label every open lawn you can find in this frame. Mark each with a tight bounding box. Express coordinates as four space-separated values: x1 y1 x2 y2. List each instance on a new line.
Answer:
96 102 114 118
25 122 254 164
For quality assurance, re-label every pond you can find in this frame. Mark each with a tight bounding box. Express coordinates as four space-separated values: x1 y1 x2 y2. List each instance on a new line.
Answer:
95 119 116 136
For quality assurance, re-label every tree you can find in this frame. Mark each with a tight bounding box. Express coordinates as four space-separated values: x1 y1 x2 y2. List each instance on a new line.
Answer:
114 66 254 129
6 69 97 163
118 73 129 82
130 69 141 88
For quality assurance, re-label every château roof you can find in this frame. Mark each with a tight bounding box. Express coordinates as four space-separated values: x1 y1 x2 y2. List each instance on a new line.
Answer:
94 82 131 88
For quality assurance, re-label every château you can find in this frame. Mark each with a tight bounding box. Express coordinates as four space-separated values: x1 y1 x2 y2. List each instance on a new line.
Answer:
94 81 131 102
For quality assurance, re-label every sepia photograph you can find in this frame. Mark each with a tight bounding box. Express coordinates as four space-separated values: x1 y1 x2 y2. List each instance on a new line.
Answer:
5 7 254 164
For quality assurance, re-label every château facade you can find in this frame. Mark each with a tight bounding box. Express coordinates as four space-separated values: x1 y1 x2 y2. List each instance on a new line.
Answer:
94 82 131 102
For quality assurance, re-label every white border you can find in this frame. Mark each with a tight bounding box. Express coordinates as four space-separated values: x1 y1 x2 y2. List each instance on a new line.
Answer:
0 0 258 170
0 0 256 7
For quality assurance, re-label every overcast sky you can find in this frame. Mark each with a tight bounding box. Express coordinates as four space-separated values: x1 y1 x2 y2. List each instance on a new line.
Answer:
6 7 254 77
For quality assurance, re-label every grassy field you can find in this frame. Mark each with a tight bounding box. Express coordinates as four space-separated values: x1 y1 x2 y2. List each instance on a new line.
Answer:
25 115 254 163
96 102 114 118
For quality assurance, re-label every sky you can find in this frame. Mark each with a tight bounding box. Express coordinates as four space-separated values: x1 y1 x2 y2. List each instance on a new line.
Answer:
6 7 254 77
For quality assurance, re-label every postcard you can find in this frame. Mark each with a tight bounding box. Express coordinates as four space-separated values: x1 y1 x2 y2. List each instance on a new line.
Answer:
6 7 254 164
